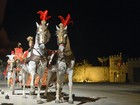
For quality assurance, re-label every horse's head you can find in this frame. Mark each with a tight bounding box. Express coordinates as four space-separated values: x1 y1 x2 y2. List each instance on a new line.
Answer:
6 54 15 71
36 21 51 49
56 23 68 53
36 10 51 50
56 14 73 53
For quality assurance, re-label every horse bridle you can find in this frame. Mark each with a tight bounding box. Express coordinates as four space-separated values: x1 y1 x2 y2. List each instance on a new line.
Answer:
32 47 44 58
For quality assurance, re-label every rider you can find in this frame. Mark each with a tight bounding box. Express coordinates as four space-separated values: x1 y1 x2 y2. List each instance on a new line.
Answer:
14 42 23 62
26 36 34 51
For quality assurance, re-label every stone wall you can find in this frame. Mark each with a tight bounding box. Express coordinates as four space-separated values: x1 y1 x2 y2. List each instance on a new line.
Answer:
73 66 109 82
73 53 140 83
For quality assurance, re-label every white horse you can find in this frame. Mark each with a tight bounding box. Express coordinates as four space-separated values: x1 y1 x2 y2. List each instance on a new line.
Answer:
19 20 51 103
6 54 15 88
6 53 25 94
44 21 75 104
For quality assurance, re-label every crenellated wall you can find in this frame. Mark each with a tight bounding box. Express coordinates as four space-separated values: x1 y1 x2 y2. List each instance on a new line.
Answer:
73 53 140 83
126 57 140 82
109 53 126 82
109 53 140 83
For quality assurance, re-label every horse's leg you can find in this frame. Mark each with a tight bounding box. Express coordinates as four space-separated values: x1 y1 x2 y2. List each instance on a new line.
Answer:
55 71 65 103
18 70 23 88
44 70 53 97
37 78 42 103
7 78 10 87
22 70 26 98
55 71 60 103
11 70 16 95
28 62 36 95
67 68 74 104
37 69 44 104
55 61 67 103
60 73 65 103
19 75 22 88
36 77 44 104
7 72 11 88
30 72 35 95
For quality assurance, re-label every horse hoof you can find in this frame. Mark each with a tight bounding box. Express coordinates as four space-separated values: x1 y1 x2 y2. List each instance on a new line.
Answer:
68 100 74 104
30 91 35 95
72 94 75 98
22 95 27 98
55 100 60 103
43 93 47 97
12 92 14 95
37 99 43 104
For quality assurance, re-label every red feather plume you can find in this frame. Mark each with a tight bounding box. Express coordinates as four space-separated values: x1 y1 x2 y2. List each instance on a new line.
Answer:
37 10 51 21
58 13 73 27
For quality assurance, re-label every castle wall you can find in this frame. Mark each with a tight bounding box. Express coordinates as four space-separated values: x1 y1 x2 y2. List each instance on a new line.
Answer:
73 66 109 82
73 53 140 83
109 53 126 82
109 53 140 83
126 58 140 82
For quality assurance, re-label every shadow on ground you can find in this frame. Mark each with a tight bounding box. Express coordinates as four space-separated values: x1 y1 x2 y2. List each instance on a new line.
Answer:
41 92 107 105
1 103 14 105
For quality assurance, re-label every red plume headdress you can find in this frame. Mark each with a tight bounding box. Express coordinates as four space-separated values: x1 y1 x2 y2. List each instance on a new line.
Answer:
58 13 73 27
37 10 51 21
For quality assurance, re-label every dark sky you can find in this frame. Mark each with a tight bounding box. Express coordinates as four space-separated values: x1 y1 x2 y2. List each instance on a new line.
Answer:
3 0 140 65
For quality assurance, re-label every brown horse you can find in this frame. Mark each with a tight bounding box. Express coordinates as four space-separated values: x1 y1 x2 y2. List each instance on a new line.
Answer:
44 14 75 104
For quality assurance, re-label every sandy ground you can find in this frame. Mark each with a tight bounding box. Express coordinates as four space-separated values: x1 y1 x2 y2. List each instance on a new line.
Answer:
0 80 140 105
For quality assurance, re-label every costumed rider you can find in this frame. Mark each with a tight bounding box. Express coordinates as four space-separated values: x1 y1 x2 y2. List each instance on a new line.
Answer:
27 36 34 51
14 42 23 63
14 42 24 81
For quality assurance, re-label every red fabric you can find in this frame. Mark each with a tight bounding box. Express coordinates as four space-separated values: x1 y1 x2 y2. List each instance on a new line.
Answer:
14 47 23 60
3 64 9 76
23 50 28 59
3 70 7 76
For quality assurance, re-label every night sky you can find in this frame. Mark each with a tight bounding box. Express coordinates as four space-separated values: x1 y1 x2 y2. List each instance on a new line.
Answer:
2 0 140 65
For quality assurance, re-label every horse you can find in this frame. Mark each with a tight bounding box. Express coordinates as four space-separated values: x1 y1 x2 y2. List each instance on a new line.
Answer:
6 54 23 94
19 20 51 103
6 54 15 88
44 15 75 104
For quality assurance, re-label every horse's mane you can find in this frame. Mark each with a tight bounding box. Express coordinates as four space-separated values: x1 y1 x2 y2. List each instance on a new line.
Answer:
64 36 73 56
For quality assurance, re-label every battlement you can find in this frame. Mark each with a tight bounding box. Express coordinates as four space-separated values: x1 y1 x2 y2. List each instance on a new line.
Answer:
127 57 140 62
122 62 127 65
109 52 122 59
109 52 140 66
